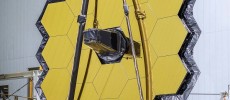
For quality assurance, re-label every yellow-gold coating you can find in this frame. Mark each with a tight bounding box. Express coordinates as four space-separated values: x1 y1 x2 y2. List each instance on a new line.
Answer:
37 0 190 99
131 0 153 99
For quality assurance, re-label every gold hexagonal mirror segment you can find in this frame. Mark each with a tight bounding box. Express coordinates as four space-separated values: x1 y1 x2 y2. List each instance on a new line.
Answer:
36 0 200 100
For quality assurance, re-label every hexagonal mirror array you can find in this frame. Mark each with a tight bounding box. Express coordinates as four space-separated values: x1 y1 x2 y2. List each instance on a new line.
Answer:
36 0 200 100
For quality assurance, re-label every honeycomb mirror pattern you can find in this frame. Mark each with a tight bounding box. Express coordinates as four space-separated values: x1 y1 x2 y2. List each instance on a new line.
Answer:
36 0 201 100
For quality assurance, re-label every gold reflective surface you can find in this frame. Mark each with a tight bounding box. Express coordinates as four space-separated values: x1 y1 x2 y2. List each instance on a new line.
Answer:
39 0 188 99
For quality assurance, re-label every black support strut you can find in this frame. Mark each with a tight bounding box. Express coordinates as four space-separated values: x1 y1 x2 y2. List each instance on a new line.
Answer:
68 0 90 100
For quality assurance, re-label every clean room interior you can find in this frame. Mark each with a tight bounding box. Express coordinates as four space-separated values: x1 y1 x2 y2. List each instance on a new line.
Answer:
0 0 230 100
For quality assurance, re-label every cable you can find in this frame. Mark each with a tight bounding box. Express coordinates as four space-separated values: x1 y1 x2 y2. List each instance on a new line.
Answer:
68 0 90 99
77 0 99 99
122 0 144 100
7 78 33 99
0 90 8 100
131 0 153 99
93 0 99 28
